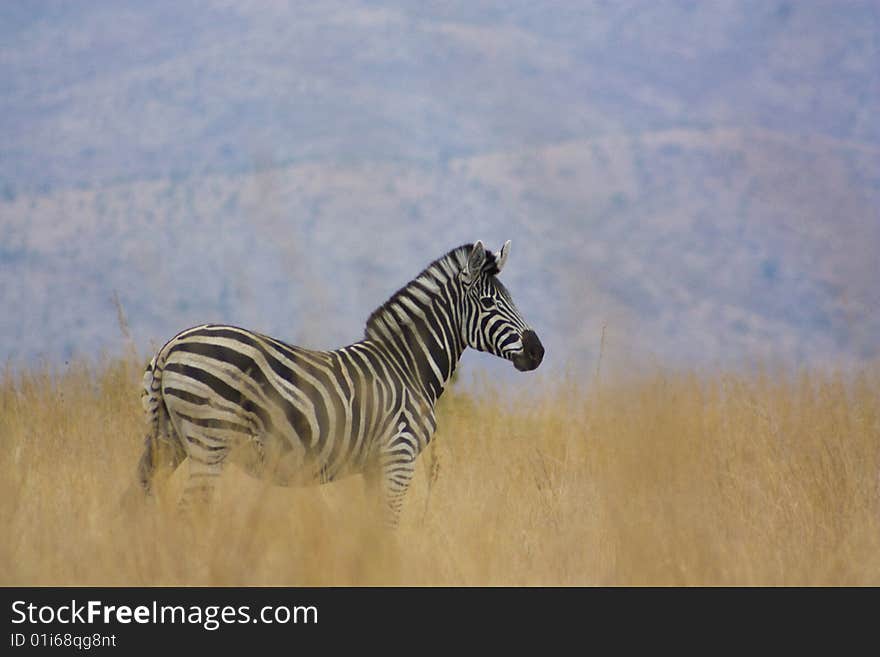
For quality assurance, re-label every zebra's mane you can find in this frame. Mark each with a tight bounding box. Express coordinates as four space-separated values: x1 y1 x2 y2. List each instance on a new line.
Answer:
364 243 499 339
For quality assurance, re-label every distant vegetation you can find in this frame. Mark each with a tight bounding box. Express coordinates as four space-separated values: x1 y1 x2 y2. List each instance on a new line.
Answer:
1 2 879 371
2 126 878 373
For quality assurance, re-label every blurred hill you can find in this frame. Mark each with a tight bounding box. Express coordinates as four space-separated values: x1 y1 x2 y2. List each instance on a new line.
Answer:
1 1 878 374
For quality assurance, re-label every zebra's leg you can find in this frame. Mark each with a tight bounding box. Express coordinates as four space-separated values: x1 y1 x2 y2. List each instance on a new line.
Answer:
369 419 424 528
366 451 417 528
179 445 229 510
379 459 415 529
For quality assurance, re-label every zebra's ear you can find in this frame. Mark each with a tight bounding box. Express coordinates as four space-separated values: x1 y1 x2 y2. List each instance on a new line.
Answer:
495 240 511 274
462 240 487 284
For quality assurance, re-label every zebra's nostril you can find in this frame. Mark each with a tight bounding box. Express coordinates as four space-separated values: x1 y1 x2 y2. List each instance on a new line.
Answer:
522 330 544 363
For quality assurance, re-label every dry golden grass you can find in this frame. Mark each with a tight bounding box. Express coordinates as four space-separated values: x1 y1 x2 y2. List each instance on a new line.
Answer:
1 357 879 586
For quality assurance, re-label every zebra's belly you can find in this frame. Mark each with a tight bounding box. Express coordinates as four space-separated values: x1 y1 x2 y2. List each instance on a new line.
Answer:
228 439 362 487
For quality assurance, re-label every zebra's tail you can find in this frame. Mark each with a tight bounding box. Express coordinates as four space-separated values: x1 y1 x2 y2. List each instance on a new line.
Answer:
137 353 185 495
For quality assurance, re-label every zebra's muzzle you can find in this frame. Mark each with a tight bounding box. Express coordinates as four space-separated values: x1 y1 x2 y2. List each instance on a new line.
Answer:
513 330 544 371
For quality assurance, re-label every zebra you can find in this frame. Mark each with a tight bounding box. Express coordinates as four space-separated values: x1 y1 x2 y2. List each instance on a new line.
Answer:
137 240 544 526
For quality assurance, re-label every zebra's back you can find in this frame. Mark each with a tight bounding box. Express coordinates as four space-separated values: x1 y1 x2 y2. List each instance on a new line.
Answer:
147 324 396 487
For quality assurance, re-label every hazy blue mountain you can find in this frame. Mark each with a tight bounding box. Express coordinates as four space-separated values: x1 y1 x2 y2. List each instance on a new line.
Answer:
1 1 878 378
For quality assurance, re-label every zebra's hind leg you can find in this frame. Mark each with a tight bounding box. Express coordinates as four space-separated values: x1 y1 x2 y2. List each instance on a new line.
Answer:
179 448 228 511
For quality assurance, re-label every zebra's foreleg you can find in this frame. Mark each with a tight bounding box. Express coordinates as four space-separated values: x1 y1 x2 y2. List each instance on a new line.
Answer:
370 420 423 528
380 461 415 529
367 449 417 529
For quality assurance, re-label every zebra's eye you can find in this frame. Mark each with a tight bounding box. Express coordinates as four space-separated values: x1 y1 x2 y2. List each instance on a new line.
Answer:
479 296 495 310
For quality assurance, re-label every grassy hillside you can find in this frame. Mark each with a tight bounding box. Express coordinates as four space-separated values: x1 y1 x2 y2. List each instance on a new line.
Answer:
2 2 878 372
3 2 876 191
3 126 878 373
2 357 878 585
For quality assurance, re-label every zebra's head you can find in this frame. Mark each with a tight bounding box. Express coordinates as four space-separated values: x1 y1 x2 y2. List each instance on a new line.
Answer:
459 240 544 372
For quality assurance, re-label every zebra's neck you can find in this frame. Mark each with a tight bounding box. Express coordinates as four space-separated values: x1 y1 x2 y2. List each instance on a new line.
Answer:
362 245 471 403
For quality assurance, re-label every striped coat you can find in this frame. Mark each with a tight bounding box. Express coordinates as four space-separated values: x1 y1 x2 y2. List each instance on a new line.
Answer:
138 241 544 526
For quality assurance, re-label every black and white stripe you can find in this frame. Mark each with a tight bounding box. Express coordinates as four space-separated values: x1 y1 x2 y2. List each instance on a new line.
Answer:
137 241 544 526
